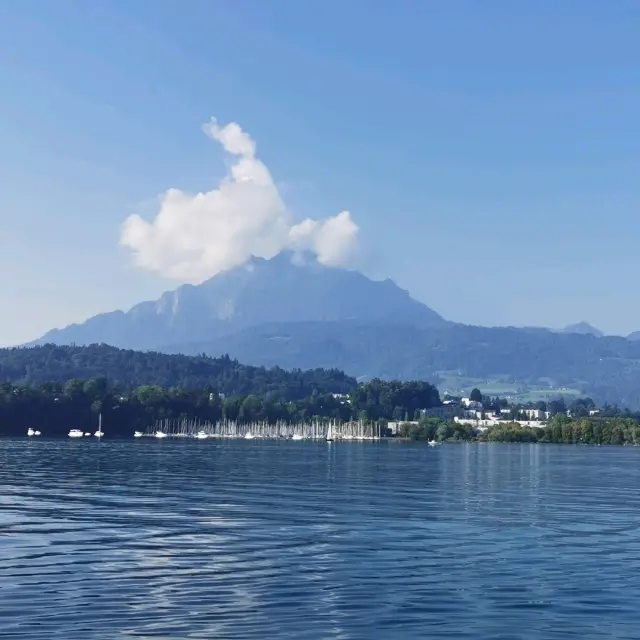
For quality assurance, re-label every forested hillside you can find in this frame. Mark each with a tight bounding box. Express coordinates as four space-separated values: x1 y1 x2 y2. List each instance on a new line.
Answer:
0 344 356 400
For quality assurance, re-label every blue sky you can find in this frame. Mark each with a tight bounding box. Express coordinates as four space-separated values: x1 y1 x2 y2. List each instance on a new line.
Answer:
1 0 639 344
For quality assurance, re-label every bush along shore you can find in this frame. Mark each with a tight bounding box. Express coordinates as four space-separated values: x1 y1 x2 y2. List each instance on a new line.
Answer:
400 415 640 445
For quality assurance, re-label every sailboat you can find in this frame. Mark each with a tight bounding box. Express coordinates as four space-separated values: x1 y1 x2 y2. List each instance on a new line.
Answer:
326 422 334 442
94 413 104 438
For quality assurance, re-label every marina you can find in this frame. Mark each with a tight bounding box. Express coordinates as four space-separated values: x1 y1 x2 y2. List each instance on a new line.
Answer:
144 418 384 441
31 420 385 440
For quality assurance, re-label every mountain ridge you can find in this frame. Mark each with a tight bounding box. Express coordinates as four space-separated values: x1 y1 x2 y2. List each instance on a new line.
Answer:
32 252 447 349
160 320 640 407
559 321 604 337
27 252 640 408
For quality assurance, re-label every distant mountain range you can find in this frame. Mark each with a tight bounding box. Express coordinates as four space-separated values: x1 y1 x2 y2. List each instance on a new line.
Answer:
27 251 640 408
559 322 604 338
555 321 640 342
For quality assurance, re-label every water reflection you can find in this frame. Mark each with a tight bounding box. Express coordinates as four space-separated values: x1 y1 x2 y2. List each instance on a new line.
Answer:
0 440 639 638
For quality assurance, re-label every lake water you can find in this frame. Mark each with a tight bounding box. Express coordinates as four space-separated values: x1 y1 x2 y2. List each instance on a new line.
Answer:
1 440 639 639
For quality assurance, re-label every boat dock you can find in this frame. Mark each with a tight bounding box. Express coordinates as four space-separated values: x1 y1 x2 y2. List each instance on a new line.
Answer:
139 419 384 441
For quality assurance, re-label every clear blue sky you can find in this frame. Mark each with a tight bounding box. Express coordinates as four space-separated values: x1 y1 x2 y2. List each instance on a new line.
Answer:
1 0 639 344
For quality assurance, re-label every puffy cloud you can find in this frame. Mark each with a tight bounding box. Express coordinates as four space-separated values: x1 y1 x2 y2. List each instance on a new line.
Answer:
288 212 359 266
120 117 359 282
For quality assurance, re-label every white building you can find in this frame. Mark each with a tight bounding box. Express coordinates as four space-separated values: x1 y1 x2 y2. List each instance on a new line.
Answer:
454 416 547 431
520 408 551 420
422 405 463 420
461 398 483 410
387 421 419 436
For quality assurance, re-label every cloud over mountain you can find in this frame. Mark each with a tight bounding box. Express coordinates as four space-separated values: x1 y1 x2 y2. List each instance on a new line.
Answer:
120 117 359 283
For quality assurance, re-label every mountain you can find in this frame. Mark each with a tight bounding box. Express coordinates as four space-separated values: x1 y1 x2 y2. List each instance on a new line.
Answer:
33 252 447 350
628 331 640 342
164 321 640 407
560 322 604 337
29 252 640 408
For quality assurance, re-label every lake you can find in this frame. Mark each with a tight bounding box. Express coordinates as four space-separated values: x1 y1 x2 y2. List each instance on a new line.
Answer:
1 440 639 639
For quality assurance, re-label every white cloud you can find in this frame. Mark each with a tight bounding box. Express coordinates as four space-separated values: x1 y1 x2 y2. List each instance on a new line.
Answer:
288 211 359 266
120 117 359 282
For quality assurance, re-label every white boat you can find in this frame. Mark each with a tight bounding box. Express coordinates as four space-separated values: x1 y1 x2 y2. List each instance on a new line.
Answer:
155 431 168 439
133 431 143 438
34 431 41 436
94 413 104 438
244 432 254 439
27 428 35 437
326 423 334 442
291 433 303 441
428 440 441 447
84 432 91 437
68 429 84 438
195 431 209 439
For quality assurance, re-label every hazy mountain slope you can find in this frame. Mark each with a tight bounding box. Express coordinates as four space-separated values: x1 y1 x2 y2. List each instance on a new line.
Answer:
28 251 640 407
560 322 604 337
165 321 640 407
32 252 447 349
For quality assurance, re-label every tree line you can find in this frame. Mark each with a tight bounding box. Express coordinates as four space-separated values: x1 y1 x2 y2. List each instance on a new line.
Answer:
4 375 640 445
0 377 442 438
0 344 356 399
400 414 640 446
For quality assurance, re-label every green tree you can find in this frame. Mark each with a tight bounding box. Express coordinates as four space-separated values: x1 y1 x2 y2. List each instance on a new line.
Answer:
133 385 166 405
82 378 109 401
239 395 262 422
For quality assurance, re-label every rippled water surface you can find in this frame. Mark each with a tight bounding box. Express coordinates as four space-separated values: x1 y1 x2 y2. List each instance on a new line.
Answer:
2 440 640 639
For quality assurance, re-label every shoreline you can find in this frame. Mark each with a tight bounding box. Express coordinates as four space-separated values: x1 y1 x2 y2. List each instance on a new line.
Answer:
7 435 639 447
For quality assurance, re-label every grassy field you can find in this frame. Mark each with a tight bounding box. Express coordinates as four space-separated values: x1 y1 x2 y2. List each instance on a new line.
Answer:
436 371 583 404
515 388 582 403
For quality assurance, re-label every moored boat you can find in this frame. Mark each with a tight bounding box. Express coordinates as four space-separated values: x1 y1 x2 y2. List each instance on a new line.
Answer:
94 413 104 438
